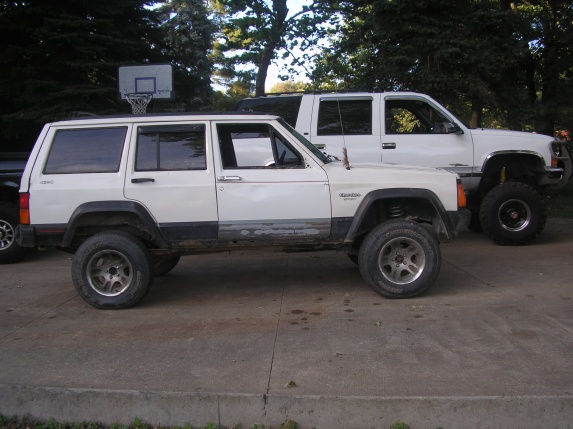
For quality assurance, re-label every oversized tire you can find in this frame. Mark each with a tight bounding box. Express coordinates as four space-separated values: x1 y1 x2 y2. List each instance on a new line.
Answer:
479 182 546 245
358 220 441 298
153 256 181 276
72 232 153 309
0 202 28 264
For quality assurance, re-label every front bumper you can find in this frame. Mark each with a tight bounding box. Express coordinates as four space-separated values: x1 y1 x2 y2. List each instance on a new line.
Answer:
446 208 471 238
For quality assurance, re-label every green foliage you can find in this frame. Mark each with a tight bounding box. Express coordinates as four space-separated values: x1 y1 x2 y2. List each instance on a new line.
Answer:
211 0 339 96
389 422 410 429
0 0 164 150
155 0 215 111
312 0 573 135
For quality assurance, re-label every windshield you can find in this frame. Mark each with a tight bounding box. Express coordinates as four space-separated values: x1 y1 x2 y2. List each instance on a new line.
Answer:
278 118 331 164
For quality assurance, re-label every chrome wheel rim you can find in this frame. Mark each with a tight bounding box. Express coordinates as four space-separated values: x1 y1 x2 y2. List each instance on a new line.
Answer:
498 198 531 232
0 219 15 251
87 250 133 296
379 237 425 284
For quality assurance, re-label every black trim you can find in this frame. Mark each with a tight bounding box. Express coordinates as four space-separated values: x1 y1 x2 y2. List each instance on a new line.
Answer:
330 217 353 241
344 189 456 241
159 222 218 242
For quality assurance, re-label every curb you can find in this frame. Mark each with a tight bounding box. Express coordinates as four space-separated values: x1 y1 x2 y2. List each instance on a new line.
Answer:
2 384 573 428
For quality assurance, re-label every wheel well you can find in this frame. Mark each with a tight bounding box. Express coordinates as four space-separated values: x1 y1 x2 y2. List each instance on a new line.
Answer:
480 154 546 196
67 211 160 249
352 197 439 245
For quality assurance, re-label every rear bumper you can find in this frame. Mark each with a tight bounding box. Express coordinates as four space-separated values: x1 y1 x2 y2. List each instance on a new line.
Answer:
16 225 66 248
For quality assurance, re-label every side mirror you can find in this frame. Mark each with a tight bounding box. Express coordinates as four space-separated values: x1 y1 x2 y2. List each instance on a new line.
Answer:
447 122 464 135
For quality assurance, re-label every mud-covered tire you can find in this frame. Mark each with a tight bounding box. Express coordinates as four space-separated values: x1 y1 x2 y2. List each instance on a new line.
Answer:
0 202 28 264
358 220 441 298
72 232 153 309
479 182 546 245
153 256 181 276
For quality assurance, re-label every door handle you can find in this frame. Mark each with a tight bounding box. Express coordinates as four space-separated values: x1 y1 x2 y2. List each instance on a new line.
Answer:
131 178 155 183
314 144 326 150
217 176 242 181
382 142 397 149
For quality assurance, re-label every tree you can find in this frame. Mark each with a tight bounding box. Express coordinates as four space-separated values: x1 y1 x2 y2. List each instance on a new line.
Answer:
511 1 573 135
156 0 215 111
0 0 164 149
312 0 528 129
212 0 339 96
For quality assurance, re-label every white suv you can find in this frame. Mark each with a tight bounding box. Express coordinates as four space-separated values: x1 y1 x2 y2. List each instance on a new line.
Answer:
18 113 468 309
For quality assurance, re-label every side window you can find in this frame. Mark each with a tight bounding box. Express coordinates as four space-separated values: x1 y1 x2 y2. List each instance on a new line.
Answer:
217 123 303 169
136 124 206 171
386 99 450 134
44 127 127 174
235 96 302 126
317 99 372 136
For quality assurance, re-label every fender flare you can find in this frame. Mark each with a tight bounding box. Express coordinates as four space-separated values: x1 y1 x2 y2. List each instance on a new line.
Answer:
344 188 455 242
62 200 165 247
481 150 546 174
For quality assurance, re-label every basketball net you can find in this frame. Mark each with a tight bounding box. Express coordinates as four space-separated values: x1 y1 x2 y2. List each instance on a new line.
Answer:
126 93 152 114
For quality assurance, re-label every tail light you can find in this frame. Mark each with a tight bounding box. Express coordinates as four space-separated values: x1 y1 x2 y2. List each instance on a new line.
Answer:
19 193 30 225
457 180 466 209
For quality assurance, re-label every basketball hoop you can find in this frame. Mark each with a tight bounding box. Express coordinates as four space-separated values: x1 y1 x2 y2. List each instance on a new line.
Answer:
126 93 152 114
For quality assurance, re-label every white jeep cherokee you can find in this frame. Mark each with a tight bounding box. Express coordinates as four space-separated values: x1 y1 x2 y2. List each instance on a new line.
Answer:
18 113 468 309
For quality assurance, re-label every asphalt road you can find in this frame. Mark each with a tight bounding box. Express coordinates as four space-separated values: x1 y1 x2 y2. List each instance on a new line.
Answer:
1 220 573 429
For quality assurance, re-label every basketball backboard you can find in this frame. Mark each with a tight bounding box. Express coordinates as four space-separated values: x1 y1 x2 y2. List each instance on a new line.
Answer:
118 64 174 100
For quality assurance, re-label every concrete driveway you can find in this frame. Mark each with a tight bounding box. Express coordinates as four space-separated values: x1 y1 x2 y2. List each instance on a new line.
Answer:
1 219 573 428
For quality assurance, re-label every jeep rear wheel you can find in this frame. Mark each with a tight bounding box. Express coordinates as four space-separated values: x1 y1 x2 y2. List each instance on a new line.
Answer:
0 202 28 264
358 220 441 298
72 232 153 309
479 182 546 245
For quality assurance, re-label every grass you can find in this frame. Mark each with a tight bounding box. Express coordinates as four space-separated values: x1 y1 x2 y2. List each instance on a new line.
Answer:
0 416 418 429
0 416 302 429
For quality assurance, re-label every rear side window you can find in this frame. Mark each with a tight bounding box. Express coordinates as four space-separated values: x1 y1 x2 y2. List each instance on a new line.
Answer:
317 99 372 136
235 96 302 126
44 127 127 174
136 124 206 171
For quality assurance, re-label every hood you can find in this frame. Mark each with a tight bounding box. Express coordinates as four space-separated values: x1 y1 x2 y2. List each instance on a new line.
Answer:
469 128 554 142
327 160 453 175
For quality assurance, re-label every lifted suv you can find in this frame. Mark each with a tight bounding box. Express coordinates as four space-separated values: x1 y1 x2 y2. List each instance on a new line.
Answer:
236 92 573 245
18 113 468 309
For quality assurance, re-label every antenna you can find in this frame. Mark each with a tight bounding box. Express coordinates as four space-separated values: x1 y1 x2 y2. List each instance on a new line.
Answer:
335 83 351 170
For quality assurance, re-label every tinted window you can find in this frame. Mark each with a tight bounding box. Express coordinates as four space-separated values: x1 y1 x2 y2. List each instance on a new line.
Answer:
136 124 206 171
44 127 127 174
317 99 372 136
235 96 303 126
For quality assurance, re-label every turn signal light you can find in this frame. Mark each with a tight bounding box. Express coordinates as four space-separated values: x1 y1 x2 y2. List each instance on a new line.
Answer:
457 181 466 209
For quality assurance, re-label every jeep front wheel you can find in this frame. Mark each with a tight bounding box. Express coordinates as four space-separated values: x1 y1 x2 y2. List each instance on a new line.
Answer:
479 182 546 245
72 232 153 309
358 220 441 298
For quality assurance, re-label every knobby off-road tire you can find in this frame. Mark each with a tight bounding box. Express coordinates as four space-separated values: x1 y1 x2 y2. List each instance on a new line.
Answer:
0 202 28 264
153 256 181 276
358 220 441 298
72 232 153 309
479 182 546 246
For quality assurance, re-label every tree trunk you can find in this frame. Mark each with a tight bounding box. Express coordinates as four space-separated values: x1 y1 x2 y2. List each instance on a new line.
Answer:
254 0 288 97
470 97 483 129
255 45 275 96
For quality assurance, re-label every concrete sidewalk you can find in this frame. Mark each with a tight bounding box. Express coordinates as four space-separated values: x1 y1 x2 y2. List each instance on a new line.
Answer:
1 219 573 428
